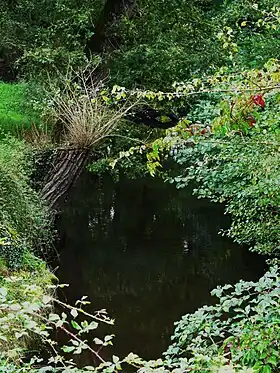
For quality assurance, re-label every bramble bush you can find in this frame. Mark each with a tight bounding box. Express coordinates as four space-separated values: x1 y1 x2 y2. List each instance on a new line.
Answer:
0 268 278 373
164 267 280 373
170 133 280 256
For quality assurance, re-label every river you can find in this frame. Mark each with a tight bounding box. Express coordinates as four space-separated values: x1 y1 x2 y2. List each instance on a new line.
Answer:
55 171 265 363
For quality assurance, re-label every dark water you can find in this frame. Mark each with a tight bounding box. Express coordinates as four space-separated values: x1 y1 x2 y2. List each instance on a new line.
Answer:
55 172 265 362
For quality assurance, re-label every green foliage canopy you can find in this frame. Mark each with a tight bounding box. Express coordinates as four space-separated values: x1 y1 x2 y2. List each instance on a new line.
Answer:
106 0 225 90
0 0 105 77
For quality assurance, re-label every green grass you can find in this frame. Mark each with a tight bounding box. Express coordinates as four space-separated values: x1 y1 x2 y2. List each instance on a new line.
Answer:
0 82 40 135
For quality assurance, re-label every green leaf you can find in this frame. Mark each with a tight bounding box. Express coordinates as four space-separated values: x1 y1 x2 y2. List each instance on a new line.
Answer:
0 335 8 342
0 287 7 298
267 355 277 366
261 366 272 373
94 337 103 345
70 309 78 318
42 295 52 304
62 346 75 353
48 313 60 322
71 320 82 330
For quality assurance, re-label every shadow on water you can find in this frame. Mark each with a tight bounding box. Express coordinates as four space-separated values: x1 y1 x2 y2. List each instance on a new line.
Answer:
54 171 266 363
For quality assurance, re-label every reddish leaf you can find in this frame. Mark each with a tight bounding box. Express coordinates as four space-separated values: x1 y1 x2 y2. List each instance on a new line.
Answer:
252 94 265 109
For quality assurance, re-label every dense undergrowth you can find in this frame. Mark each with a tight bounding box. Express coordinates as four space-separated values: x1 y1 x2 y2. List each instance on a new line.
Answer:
0 0 279 372
0 137 52 262
0 252 55 357
0 136 55 368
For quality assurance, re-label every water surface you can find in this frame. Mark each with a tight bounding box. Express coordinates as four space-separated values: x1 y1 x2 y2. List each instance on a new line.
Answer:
55 172 265 362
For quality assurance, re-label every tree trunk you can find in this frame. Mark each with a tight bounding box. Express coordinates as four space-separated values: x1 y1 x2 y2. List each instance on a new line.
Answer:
42 149 90 209
86 0 136 54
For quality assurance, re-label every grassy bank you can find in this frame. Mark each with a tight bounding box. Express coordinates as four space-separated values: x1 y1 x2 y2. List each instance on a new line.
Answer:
0 83 40 136
0 126 55 363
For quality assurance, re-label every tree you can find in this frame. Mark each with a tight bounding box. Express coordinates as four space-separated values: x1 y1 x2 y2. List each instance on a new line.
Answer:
0 0 105 78
105 0 225 90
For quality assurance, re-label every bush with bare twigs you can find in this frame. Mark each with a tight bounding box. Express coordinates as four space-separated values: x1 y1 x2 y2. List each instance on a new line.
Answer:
47 67 139 150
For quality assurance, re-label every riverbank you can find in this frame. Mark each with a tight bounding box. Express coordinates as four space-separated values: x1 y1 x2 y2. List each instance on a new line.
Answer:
0 122 279 372
0 134 56 366
1 0 280 369
0 76 279 372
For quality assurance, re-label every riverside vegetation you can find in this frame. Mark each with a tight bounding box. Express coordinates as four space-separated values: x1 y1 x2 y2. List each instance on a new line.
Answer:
0 0 279 372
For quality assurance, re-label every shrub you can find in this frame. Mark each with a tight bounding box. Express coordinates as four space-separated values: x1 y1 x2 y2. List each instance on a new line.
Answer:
0 268 278 373
0 136 52 260
0 252 56 359
48 67 139 149
170 133 280 256
164 267 280 373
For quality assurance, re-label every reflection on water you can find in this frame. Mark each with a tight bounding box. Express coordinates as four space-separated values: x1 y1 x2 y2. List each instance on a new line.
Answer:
55 172 265 362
